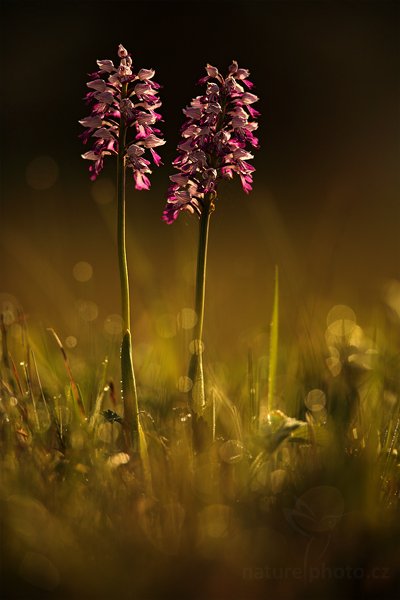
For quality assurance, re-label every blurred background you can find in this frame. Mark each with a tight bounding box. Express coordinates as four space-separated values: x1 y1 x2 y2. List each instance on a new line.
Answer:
1 0 399 366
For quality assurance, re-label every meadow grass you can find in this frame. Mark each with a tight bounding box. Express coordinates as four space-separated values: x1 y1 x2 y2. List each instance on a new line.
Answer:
0 295 399 599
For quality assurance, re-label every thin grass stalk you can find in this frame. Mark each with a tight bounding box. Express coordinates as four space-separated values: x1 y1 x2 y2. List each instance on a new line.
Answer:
248 347 256 432
0 314 11 371
47 328 86 419
30 348 50 421
268 266 279 411
88 357 109 431
22 359 40 430
259 266 279 425
1 314 18 397
212 387 216 442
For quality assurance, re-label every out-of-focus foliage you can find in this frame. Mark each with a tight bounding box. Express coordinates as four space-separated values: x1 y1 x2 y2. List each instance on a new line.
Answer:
0 302 399 599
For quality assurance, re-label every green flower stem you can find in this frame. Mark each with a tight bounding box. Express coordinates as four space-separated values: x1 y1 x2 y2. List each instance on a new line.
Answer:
189 192 215 419
121 330 139 448
117 88 130 333
117 85 139 450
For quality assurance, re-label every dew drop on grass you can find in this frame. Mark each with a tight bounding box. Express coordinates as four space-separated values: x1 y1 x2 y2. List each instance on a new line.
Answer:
219 440 244 464
177 376 193 393
26 156 59 190
180 414 191 423
72 261 93 283
177 308 197 330
91 177 115 205
104 314 123 336
305 389 326 412
9 397 18 407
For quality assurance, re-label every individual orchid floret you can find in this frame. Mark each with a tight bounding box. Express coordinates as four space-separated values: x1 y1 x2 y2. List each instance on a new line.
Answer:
163 61 259 223
80 44 165 189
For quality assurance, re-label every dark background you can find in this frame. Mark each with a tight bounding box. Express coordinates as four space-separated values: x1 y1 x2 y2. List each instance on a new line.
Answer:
1 0 399 356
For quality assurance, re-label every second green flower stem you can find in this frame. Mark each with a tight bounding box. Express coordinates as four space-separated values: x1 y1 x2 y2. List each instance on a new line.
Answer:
188 192 214 427
117 93 140 451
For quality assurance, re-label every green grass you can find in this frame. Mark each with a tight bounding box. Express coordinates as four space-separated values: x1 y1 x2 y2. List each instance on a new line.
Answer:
0 300 399 599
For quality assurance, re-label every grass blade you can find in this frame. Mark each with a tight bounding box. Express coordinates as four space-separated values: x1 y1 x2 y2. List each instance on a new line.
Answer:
260 266 279 425
47 328 86 419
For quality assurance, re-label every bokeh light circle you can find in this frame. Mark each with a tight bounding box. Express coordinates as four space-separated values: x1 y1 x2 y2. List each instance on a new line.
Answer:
104 314 123 336
26 156 59 190
305 389 326 412
73 261 93 282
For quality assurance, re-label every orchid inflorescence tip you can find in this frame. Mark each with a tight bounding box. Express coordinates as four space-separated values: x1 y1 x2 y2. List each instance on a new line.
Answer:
163 61 260 223
80 44 165 191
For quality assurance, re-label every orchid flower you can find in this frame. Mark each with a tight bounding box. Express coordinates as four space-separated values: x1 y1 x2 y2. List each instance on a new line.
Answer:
164 62 259 450
163 61 259 223
81 44 165 190
80 45 164 466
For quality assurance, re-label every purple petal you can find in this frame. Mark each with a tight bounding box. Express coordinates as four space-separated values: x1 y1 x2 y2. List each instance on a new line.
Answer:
96 60 115 73
87 79 107 92
150 148 163 166
138 68 155 80
134 171 151 191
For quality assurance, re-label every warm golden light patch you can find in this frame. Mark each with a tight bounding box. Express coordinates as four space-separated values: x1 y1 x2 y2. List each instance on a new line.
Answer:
305 389 326 412
90 177 115 205
155 314 177 339
65 336 77 349
72 261 93 282
383 279 400 318
104 314 123 336
177 308 197 330
177 376 193 393
76 300 98 322
189 339 204 355
26 156 59 190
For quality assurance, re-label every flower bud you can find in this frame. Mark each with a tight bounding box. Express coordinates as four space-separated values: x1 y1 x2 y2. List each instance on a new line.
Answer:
118 44 128 58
